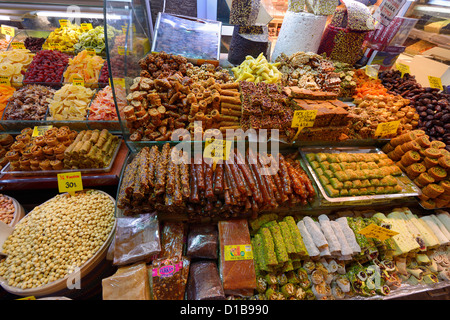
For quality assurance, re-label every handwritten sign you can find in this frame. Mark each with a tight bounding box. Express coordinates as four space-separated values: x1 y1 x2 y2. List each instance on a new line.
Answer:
80 23 93 32
117 46 130 56
86 48 96 56
59 19 69 28
396 63 410 78
72 76 85 87
0 76 10 86
375 120 400 137
428 76 443 91
57 172 83 196
291 110 318 128
11 42 25 49
32 125 53 137
365 65 379 80
1 25 15 37
358 223 399 241
203 138 232 162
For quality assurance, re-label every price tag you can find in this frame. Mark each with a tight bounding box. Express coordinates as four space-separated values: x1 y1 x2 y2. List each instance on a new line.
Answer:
57 172 83 196
358 223 399 241
375 120 400 137
396 63 410 78
32 125 53 137
428 76 443 91
59 19 69 28
16 296 36 300
80 23 93 32
86 48 96 56
48 43 61 51
109 77 125 88
117 46 130 56
1 25 15 37
291 109 317 141
11 42 25 49
224 244 253 261
203 138 232 162
364 65 379 80
0 76 10 86
72 76 85 87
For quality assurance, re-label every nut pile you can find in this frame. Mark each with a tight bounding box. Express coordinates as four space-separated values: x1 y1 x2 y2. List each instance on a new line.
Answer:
3 85 55 120
0 194 15 225
0 190 115 290
379 70 450 148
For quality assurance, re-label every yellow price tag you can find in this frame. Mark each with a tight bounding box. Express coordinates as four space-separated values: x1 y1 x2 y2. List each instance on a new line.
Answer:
59 19 69 28
364 65 378 80
32 125 53 137
86 48 96 56
0 76 10 86
72 76 85 87
16 296 36 300
291 110 318 128
203 138 232 162
48 43 62 51
57 172 83 196
80 23 93 31
11 42 25 49
117 46 130 56
1 25 15 37
375 120 400 137
428 76 443 91
358 223 399 241
224 244 253 261
396 63 410 78
109 77 125 88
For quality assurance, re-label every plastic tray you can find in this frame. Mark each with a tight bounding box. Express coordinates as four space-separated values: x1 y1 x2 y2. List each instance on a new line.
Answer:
0 136 122 177
299 146 422 206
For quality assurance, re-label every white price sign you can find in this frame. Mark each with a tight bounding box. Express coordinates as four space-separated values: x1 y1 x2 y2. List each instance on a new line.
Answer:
373 0 407 26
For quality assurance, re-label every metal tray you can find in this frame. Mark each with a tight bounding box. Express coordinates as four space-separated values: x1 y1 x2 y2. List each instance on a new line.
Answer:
1 137 122 177
299 146 422 206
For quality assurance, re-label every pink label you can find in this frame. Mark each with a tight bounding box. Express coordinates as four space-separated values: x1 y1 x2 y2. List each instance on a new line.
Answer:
152 261 182 278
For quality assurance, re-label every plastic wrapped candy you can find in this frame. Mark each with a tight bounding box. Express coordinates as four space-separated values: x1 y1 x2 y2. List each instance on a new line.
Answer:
102 263 151 300
151 255 190 300
113 213 161 266
186 224 219 260
186 261 225 300
160 221 186 259
317 0 375 65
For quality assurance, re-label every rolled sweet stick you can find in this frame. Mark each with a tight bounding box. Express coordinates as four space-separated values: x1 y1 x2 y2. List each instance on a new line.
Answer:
166 156 176 194
196 93 204 101
223 169 232 206
220 89 240 97
221 108 242 117
255 154 278 208
297 220 320 257
211 109 221 121
220 82 240 90
278 155 292 195
194 153 205 191
221 102 242 110
155 143 170 195
273 171 289 203
198 99 207 111
421 216 449 245
191 87 201 95
318 215 341 254
212 92 221 103
194 112 206 122
190 103 199 116
224 162 241 199
220 126 240 133
203 89 212 98
213 163 224 194
220 95 241 105
235 150 261 203
226 162 247 196
218 121 240 127
148 145 159 188
169 91 181 105
190 163 199 203
302 216 328 250
186 92 197 104
286 161 307 199
247 149 271 207
204 161 215 199
335 217 361 254
330 221 353 257
430 215 450 241
173 164 183 206
218 114 239 122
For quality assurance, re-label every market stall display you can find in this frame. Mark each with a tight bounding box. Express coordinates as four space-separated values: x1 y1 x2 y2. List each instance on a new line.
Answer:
0 48 35 86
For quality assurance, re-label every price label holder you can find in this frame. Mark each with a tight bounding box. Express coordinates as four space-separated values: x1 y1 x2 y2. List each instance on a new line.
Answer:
0 76 10 86
358 223 399 241
374 120 400 137
396 63 410 78
364 65 379 80
48 43 61 51
80 23 93 32
117 46 130 56
291 109 318 141
32 125 53 137
58 172 83 196
1 25 15 39
59 19 69 28
203 138 232 163
72 76 85 87
86 48 96 56
428 76 443 91
109 77 125 88
11 42 25 49
16 296 36 300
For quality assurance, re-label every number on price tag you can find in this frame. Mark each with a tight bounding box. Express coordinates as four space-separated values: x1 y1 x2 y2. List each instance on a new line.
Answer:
72 76 85 87
80 23 93 31
0 76 10 86
32 125 53 137
109 77 125 88
117 46 130 56
375 120 400 137
396 63 410 78
1 25 15 37
428 76 443 91
59 19 69 28
358 223 399 241
291 110 318 128
203 138 232 162
57 172 83 196
11 42 25 49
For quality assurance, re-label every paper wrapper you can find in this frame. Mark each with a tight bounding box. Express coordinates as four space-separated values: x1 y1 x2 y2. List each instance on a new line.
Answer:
102 263 151 300
271 11 327 61
317 25 367 65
